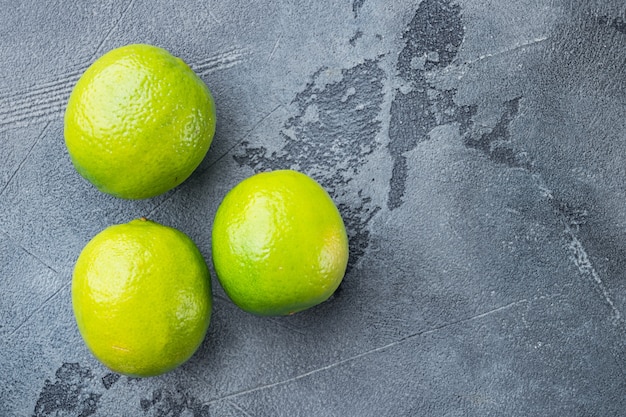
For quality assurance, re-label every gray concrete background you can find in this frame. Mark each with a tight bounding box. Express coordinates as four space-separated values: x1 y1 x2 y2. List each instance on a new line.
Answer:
1 0 626 415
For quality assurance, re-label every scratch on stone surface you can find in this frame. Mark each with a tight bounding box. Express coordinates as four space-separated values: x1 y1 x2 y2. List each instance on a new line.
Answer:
0 0 134 132
536 177 623 325
462 87 622 327
0 0 132 129
0 121 50 197
92 0 137 57
462 299 528 322
565 223 622 323
206 299 527 404
0 72 78 132
0 67 83 105
208 7 222 24
7 281 69 341
228 400 255 417
0 85 67 130
0 44 244 132
191 47 251 75
266 34 282 63
460 36 549 67
0 227 58 274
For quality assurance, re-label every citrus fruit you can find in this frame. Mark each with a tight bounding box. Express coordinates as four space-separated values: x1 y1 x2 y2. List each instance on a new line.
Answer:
72 218 212 377
211 169 349 316
64 44 216 199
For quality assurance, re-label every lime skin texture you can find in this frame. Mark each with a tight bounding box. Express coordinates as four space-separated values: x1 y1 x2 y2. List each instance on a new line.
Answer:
72 218 212 377
64 44 216 199
212 170 349 316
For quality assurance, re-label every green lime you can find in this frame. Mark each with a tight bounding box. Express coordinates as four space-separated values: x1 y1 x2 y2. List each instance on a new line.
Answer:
212 170 349 316
64 44 216 199
72 218 212 377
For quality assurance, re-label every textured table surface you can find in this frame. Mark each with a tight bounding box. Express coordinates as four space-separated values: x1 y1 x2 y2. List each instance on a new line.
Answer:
2 0 626 416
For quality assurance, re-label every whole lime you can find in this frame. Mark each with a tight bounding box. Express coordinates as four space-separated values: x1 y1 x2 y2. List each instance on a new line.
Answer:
64 44 216 199
72 218 212 377
211 170 349 316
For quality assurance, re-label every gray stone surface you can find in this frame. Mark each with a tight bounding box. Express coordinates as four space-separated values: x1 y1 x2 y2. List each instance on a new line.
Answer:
1 0 626 415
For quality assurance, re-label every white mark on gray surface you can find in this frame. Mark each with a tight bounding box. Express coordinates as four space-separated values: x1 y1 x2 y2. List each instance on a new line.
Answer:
6 281 69 342
266 34 283 64
0 0 137 132
0 46 248 132
467 94 623 326
537 178 623 324
566 223 622 322
0 229 58 275
0 74 78 131
459 36 549 67
191 47 251 75
227 400 255 417
207 2 222 25
0 95 69 132
92 0 137 57
0 121 50 197
205 298 531 404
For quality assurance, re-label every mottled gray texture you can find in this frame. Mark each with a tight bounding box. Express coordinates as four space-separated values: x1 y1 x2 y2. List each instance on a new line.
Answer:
1 0 626 416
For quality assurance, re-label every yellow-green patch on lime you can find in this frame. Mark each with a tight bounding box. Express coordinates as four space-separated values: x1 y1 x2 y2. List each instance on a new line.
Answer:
72 218 212 377
64 44 216 199
211 170 349 316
